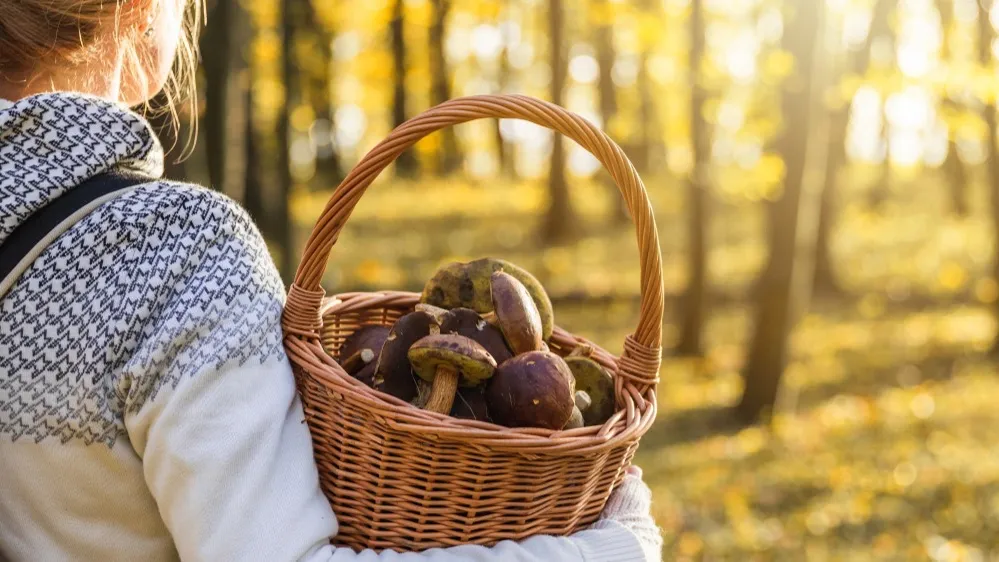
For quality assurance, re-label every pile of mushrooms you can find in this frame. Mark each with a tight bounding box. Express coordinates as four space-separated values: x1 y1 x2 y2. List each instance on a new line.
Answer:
333 258 617 430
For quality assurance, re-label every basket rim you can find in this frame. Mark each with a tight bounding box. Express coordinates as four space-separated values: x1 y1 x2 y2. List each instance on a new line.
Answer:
285 290 658 456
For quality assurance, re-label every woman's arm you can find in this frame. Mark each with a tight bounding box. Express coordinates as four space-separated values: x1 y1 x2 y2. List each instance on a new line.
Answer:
302 475 660 562
122 190 658 562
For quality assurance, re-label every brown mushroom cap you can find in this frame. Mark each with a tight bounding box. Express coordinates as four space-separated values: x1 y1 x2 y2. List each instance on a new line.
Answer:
485 351 575 429
352 362 377 388
408 334 497 387
373 311 441 401
440 308 514 365
565 356 615 426
490 271 543 355
340 325 391 368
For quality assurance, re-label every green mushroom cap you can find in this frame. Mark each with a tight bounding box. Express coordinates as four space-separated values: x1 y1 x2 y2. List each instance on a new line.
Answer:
408 334 497 387
565 356 615 426
419 257 555 340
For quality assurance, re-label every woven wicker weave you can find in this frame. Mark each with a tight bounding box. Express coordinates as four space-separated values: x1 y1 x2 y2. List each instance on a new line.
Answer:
282 94 664 552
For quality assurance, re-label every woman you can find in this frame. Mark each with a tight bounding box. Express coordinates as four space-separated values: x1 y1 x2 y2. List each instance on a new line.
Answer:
0 1 663 561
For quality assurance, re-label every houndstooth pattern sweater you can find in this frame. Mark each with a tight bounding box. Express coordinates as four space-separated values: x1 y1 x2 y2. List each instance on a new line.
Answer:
0 93 657 562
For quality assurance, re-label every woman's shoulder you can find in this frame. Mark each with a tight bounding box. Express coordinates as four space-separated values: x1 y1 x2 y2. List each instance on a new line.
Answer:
100 178 283 296
111 179 257 239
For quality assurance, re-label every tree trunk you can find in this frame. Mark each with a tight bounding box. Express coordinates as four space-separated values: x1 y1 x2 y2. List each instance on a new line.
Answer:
304 0 344 185
676 0 709 357
737 0 824 424
492 19 517 178
541 0 579 244
936 0 969 216
201 0 250 203
814 138 842 296
201 0 226 191
243 69 265 228
275 0 296 284
865 0 896 211
943 112 969 217
797 0 889 297
147 97 187 181
631 0 665 178
813 0 896 296
634 51 654 174
979 0 999 354
430 0 461 175
494 29 515 177
391 0 419 178
593 0 627 225
870 121 891 210
814 91 848 296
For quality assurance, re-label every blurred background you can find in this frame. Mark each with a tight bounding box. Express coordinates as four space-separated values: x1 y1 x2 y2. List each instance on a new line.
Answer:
161 0 999 558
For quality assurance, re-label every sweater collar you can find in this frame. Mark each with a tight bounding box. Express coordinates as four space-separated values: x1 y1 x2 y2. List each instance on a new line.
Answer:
0 92 163 244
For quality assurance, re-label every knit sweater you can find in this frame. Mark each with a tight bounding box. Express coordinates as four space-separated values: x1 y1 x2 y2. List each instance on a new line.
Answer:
0 93 661 562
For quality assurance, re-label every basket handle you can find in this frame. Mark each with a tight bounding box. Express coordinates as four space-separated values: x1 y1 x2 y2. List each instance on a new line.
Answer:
283 94 664 395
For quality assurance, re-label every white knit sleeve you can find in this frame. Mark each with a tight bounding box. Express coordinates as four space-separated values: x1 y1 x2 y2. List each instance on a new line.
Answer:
118 188 648 562
302 520 645 562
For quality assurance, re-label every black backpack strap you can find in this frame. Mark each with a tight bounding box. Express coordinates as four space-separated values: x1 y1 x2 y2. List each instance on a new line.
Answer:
0 171 151 299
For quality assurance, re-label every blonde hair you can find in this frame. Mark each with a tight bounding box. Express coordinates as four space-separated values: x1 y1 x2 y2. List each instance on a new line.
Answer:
0 0 203 147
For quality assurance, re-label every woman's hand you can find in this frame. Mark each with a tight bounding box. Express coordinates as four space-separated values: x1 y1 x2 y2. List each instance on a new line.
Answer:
593 466 663 562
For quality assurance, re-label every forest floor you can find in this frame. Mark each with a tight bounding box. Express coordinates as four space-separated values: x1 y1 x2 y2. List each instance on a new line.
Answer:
292 169 999 561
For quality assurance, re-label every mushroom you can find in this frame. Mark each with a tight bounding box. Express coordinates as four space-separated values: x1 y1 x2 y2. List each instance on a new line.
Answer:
373 311 441 402
574 390 592 412
408 334 497 414
420 258 555 340
340 325 391 368
485 351 575 429
450 386 491 421
414 303 451 324
340 348 376 375
563 407 585 429
489 271 543 355
565 356 615 426
440 307 514 365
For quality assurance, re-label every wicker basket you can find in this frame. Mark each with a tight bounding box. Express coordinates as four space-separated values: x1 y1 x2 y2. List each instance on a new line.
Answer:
282 94 664 552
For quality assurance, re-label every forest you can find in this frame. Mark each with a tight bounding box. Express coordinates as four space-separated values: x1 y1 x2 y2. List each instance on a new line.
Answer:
160 0 999 558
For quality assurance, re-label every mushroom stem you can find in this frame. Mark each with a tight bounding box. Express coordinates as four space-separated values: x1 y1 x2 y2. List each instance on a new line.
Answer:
340 349 374 374
568 344 594 358
481 311 497 324
423 364 460 414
